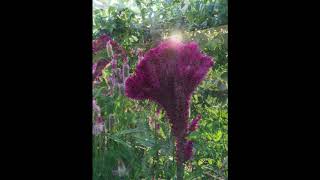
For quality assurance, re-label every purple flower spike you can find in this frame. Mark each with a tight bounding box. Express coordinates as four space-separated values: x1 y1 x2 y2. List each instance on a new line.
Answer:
93 99 101 116
188 114 202 133
93 116 104 135
92 63 97 74
122 63 130 80
184 140 193 161
116 68 123 83
125 40 214 165
111 58 117 70
106 40 113 57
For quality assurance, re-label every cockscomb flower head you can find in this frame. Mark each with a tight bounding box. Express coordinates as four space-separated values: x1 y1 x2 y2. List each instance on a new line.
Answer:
125 40 213 135
125 39 214 164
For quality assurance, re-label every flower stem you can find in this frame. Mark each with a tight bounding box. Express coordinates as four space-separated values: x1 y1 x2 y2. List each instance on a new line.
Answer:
176 138 185 180
154 119 158 179
177 162 184 180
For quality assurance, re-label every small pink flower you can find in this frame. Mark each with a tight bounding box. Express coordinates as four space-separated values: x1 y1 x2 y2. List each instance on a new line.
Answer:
92 99 101 116
155 124 160 130
93 116 104 135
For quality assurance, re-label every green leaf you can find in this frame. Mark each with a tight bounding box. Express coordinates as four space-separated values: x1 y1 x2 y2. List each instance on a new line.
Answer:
198 159 204 166
114 128 146 136
108 135 132 148
133 136 155 148
220 70 228 80
93 49 109 63
213 130 223 142
132 35 138 41
217 81 227 91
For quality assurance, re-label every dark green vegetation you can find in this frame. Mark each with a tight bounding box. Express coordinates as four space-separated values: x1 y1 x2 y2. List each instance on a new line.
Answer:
93 0 228 179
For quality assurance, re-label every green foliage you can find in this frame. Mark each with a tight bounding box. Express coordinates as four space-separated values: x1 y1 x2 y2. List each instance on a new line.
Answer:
93 0 228 179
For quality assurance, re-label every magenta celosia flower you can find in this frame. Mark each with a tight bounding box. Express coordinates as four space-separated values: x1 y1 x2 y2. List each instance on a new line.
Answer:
125 39 214 168
92 34 111 53
109 39 128 63
93 59 110 80
93 34 128 64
